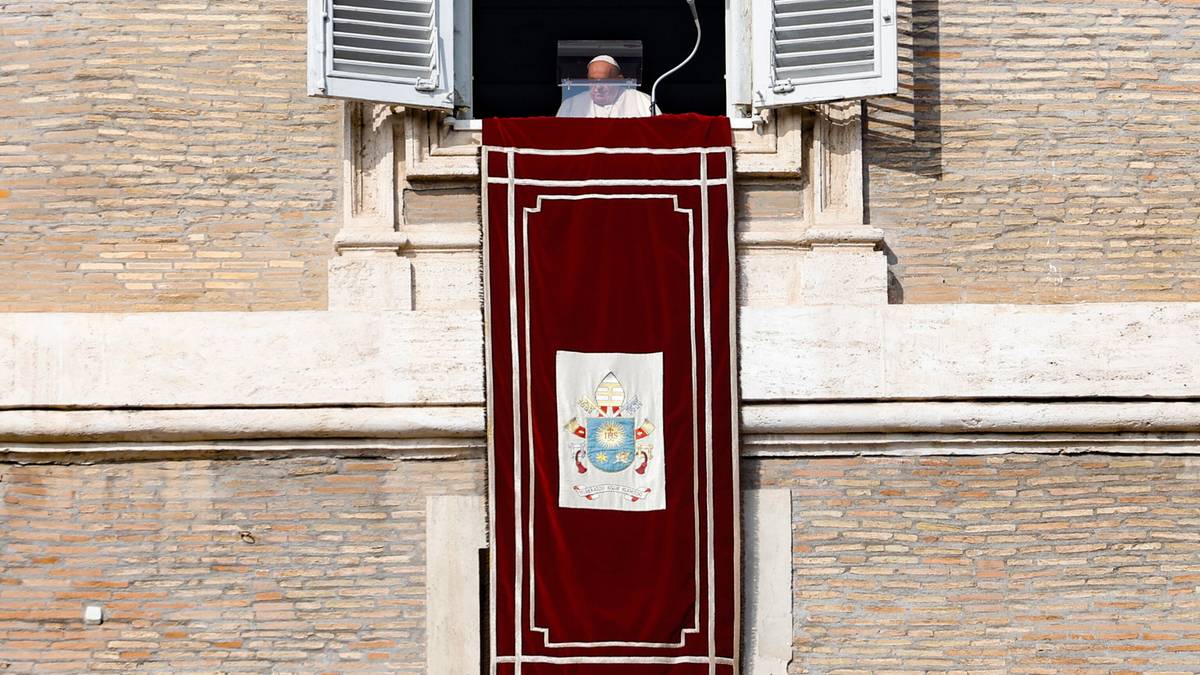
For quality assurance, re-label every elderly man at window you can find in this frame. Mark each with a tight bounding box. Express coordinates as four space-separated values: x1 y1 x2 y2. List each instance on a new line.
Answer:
556 55 658 118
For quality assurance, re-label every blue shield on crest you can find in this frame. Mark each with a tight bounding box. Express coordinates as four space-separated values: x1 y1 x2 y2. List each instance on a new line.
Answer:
585 417 637 472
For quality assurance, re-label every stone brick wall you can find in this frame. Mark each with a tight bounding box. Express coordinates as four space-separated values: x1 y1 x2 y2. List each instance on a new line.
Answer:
869 0 1200 303
0 0 340 311
0 455 484 672
746 454 1200 672
4 452 1197 671
5 0 1198 310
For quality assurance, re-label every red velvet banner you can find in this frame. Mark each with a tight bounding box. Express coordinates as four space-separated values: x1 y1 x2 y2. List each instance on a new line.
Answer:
483 114 739 674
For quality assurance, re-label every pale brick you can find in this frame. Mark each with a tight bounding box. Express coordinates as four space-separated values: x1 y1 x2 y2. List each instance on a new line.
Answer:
0 0 339 312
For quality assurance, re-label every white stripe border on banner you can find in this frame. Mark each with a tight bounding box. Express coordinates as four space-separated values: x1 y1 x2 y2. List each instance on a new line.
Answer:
483 142 736 670
486 177 728 187
496 655 737 665
523 194 701 649
488 145 730 156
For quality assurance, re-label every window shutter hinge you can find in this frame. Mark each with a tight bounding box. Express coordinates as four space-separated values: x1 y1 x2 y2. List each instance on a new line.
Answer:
773 80 795 94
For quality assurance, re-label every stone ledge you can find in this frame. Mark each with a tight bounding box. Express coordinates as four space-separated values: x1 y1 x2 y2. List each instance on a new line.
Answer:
742 400 1200 434
3 303 1198 408
0 405 483 443
735 225 886 251
798 225 885 248
334 228 480 253
5 401 1200 454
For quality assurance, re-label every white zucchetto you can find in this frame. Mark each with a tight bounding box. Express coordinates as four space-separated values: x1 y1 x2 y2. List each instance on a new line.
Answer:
588 55 620 71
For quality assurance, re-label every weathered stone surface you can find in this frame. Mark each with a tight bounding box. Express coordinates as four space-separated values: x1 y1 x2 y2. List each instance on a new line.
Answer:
425 495 485 675
868 0 1200 302
4 0 1200 312
743 489 793 675
2 303 1197 412
741 302 1200 400
0 311 484 407
0 455 486 673
328 254 413 311
0 0 342 312
746 454 1200 672
3 454 1197 672
0 407 484 443
796 227 888 305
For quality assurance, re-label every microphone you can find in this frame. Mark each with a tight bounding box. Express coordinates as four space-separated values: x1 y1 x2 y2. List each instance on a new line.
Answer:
651 0 702 116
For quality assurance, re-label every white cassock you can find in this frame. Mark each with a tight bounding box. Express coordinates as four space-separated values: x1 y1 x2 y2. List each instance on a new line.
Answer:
556 89 658 118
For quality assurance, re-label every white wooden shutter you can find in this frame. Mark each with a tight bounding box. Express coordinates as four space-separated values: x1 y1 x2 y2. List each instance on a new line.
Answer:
308 0 456 109
752 0 897 107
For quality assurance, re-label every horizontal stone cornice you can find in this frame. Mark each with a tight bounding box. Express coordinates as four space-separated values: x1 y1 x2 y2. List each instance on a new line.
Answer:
4 302 1200 459
5 401 1200 459
334 228 480 253
5 303 1200 409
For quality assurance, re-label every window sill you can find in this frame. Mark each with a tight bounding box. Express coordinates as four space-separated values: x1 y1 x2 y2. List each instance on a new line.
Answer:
446 116 762 132
404 108 802 180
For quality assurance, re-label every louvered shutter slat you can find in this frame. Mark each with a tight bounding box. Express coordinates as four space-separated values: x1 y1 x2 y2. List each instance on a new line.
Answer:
775 17 874 37
331 17 428 34
331 0 435 85
774 0 875 83
333 44 433 63
777 32 873 48
332 31 431 46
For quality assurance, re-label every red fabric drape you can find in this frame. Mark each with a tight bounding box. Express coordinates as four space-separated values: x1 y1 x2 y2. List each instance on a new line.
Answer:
484 114 739 674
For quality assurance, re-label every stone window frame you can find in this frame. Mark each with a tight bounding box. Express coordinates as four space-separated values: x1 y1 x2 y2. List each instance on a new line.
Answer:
402 107 804 180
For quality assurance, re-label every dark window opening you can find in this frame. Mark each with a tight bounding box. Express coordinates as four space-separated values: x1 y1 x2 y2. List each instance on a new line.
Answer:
471 0 727 119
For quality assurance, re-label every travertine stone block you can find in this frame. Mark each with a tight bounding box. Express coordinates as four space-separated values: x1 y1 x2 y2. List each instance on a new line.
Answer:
328 252 413 311
798 226 887 305
425 495 486 675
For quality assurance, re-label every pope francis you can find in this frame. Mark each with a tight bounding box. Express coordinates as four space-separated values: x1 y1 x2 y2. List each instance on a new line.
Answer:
555 55 659 118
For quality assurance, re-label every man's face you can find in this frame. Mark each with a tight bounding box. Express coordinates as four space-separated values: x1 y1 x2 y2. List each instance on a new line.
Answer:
587 61 621 106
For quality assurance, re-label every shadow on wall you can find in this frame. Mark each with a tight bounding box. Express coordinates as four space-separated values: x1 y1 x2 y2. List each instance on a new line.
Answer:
883 242 904 304
863 0 943 183
862 0 941 304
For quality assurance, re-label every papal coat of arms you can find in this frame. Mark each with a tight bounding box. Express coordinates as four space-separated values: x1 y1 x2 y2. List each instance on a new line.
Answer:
566 371 655 479
556 351 665 511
